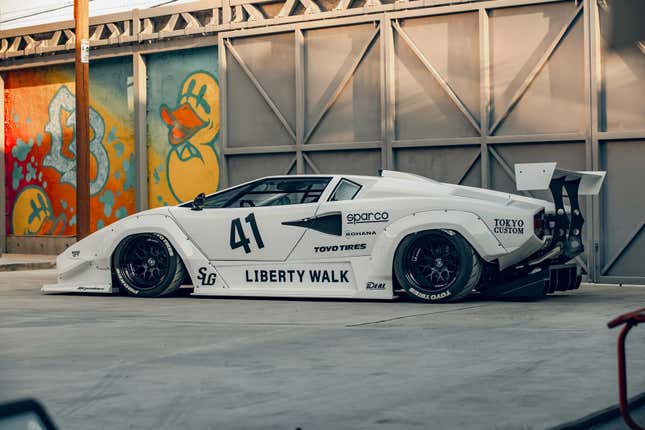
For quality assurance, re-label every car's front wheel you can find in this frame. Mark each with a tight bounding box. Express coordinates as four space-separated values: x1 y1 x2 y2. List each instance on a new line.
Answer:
394 230 481 303
113 233 186 297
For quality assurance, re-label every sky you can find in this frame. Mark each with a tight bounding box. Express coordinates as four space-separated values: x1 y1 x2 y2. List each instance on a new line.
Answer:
0 0 195 31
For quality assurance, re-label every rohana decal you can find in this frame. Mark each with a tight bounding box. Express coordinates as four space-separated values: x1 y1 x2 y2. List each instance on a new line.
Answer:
366 281 386 290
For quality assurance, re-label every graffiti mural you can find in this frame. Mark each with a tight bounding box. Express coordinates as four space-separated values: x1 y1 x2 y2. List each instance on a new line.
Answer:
147 47 220 207
4 59 135 236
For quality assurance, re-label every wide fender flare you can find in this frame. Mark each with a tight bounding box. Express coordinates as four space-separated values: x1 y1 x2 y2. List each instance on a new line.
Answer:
61 212 209 287
367 210 507 280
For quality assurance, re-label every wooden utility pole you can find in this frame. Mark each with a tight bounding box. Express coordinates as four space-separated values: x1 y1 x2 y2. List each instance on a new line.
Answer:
74 0 90 239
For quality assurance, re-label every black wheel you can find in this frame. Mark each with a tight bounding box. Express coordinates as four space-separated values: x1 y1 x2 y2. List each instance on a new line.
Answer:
113 233 186 297
394 230 481 303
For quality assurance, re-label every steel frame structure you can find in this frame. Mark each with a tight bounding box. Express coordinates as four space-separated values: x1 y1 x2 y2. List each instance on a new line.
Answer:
1 0 643 283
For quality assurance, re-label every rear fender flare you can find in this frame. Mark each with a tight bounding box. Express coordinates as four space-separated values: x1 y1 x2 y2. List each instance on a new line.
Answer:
367 210 506 280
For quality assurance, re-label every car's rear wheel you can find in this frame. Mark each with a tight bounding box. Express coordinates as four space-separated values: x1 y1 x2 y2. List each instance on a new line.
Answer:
394 230 481 303
113 233 185 297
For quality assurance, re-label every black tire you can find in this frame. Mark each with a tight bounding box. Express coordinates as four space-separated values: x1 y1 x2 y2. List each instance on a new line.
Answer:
394 230 481 303
113 233 186 298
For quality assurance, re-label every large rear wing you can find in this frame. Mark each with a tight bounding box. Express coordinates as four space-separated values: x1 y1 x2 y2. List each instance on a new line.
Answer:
514 162 606 195
514 162 606 259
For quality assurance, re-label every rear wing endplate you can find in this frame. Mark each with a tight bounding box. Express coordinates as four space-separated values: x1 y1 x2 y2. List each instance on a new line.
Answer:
514 162 606 195
514 163 606 259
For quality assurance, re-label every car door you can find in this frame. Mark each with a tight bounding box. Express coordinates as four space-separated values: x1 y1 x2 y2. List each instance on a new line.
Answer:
169 177 332 261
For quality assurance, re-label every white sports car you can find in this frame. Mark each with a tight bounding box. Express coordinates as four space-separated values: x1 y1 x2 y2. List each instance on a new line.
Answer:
43 163 605 303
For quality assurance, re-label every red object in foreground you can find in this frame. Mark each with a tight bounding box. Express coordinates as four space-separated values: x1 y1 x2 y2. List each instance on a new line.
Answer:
608 307 645 430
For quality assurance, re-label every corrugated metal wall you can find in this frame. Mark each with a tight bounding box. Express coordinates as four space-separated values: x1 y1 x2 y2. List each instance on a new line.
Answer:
219 0 645 283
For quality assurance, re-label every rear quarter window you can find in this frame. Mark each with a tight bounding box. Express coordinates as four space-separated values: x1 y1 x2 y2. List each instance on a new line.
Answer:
329 179 362 201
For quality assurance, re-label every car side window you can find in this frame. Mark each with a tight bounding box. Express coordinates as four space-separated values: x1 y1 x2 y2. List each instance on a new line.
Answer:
329 178 362 201
199 177 331 208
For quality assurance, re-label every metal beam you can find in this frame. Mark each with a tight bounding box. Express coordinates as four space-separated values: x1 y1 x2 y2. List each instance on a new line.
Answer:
489 3 583 135
223 145 296 155
224 39 296 141
601 219 645 276
384 16 396 169
479 7 490 188
303 24 380 144
133 52 148 211
218 34 229 188
284 156 297 174
392 20 481 135
488 146 534 198
295 28 305 174
392 137 480 148
303 152 321 174
456 152 481 185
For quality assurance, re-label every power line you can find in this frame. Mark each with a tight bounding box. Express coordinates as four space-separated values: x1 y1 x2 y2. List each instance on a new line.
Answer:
0 0 182 25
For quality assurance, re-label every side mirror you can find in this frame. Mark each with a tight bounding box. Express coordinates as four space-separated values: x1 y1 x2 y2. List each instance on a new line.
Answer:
0 398 58 430
191 192 206 211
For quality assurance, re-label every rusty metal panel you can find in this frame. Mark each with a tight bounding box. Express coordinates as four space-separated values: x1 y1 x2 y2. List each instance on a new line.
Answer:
227 153 296 185
394 146 481 187
394 12 480 140
304 23 382 145
489 1 585 135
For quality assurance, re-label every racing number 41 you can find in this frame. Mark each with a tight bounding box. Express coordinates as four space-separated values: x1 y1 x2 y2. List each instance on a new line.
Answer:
230 213 265 254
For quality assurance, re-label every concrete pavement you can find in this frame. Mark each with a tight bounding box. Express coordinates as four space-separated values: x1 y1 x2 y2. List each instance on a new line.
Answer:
0 254 56 272
0 269 644 430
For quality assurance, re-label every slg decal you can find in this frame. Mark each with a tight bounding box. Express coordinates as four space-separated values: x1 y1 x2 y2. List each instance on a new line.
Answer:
197 267 217 286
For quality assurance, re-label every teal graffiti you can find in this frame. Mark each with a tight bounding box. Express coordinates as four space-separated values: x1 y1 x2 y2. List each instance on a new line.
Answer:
96 219 104 230
60 199 68 209
114 170 121 180
122 154 135 191
36 133 43 146
114 142 124 158
28 192 51 225
26 163 37 181
114 206 128 219
98 190 115 218
107 126 117 143
12 138 33 161
12 162 24 190
42 86 110 196
69 214 77 226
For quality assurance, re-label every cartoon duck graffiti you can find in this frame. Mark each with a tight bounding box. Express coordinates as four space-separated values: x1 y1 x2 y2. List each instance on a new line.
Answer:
160 71 220 203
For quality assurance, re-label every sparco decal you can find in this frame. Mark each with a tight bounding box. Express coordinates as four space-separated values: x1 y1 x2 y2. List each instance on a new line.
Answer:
366 281 386 290
346 211 389 225
314 244 367 253
245 269 350 283
345 230 376 237
493 218 525 234
197 267 217 286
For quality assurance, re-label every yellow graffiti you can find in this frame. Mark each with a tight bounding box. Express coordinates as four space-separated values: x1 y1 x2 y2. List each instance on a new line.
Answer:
11 186 62 235
160 71 220 203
